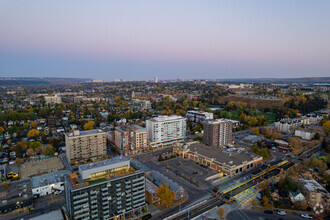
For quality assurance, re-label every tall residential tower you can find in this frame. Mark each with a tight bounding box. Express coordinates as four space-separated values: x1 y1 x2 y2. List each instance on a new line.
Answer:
203 119 232 147
146 115 186 147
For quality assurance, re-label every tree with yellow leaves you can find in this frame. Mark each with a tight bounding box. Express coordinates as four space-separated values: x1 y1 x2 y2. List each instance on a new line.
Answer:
156 184 175 207
289 137 302 150
217 208 225 219
322 120 330 136
83 121 95 130
27 129 40 138
30 121 38 128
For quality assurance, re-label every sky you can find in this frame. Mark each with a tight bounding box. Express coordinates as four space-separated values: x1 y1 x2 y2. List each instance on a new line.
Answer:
0 0 330 80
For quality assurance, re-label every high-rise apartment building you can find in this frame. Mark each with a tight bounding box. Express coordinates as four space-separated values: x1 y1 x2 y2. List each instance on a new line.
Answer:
203 119 232 147
65 129 107 163
146 115 186 147
154 76 158 83
114 125 147 155
64 157 147 220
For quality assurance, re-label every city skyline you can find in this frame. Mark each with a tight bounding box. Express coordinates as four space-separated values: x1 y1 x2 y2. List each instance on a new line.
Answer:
1 1 330 80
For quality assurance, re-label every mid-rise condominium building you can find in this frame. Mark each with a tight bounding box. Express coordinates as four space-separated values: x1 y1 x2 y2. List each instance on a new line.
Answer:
299 179 330 210
203 119 232 147
146 115 186 147
64 157 147 220
44 95 62 104
65 129 107 163
186 110 213 123
114 125 147 155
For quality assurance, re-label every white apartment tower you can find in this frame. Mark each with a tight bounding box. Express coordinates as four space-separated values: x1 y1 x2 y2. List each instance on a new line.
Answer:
146 115 186 147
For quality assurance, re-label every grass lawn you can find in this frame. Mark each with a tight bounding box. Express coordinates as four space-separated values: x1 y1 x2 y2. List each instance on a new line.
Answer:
88 177 107 185
257 113 276 122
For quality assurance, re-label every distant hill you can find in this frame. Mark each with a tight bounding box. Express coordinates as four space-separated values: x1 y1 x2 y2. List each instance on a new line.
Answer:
218 77 330 83
0 77 93 86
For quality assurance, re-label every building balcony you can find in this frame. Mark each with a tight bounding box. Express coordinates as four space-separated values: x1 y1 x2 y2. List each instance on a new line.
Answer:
132 189 145 196
132 176 144 183
75 212 90 219
133 185 145 191
73 193 89 200
133 201 146 208
73 198 89 205
133 193 145 199
132 197 145 204
73 207 90 215
101 187 108 191
74 202 89 210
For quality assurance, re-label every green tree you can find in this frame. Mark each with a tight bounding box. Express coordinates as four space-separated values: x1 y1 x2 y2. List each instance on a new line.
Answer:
30 141 41 150
0 126 4 134
42 144 55 156
23 123 29 130
282 176 298 192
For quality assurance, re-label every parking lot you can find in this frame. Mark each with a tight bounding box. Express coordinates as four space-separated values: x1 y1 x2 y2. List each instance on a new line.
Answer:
20 157 65 178
164 157 219 189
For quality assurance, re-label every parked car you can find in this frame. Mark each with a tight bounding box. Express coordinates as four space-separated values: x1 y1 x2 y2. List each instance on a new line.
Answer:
301 214 313 219
264 210 273 214
277 211 286 216
55 190 63 195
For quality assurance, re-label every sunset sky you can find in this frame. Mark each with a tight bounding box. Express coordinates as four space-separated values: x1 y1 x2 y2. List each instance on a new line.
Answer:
1 0 330 80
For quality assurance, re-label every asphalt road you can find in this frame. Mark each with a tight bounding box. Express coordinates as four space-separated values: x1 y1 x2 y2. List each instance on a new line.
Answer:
227 209 306 220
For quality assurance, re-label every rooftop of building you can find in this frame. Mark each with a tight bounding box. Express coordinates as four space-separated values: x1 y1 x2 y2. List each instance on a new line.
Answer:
79 156 130 172
31 169 72 189
145 178 158 194
299 179 329 195
147 170 183 194
204 118 228 124
186 110 213 115
148 115 185 122
66 129 106 137
184 143 261 167
66 157 140 190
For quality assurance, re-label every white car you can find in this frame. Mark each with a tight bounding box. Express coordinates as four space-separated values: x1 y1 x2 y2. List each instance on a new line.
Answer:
277 211 286 216
55 191 63 195
300 214 313 219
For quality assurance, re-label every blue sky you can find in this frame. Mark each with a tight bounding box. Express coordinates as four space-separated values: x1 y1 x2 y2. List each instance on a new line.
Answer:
0 1 330 80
